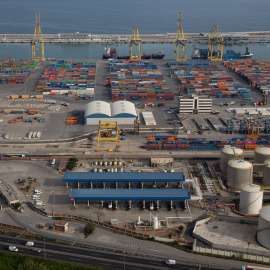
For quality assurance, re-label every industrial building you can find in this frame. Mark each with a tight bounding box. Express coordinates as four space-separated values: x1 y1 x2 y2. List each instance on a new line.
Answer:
63 172 185 187
0 182 19 206
84 100 138 125
63 172 190 209
178 96 212 114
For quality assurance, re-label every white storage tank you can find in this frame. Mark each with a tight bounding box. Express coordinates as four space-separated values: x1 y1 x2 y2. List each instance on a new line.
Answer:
257 206 270 249
239 184 263 214
220 147 244 176
227 159 253 190
254 147 270 173
263 159 270 186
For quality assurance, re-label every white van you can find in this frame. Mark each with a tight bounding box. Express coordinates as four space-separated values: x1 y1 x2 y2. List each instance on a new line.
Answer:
25 241 34 247
35 190 42 194
165 259 176 265
35 201 45 206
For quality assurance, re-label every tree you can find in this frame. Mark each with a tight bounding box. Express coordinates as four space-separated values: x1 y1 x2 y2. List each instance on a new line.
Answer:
67 157 79 171
21 179 26 185
168 232 172 241
34 178 37 182
85 223 95 236
14 202 21 210
177 225 184 238
25 185 31 192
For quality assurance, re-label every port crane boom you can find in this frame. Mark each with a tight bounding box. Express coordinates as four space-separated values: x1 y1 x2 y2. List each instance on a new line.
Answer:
130 27 141 61
207 25 223 62
174 11 187 61
31 12 45 61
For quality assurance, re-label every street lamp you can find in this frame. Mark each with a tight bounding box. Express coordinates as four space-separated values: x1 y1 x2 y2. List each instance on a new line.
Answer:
44 239 46 259
52 191 55 217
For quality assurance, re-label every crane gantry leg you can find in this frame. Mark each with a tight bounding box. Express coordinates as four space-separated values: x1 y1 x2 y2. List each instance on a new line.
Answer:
174 11 187 61
130 27 141 61
207 26 223 62
31 12 45 62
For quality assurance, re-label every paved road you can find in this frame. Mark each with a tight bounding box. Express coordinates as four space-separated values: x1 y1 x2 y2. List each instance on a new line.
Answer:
0 235 222 270
2 209 247 270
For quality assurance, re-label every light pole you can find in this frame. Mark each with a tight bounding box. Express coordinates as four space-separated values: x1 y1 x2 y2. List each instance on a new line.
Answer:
123 251 125 270
52 191 55 217
44 239 46 259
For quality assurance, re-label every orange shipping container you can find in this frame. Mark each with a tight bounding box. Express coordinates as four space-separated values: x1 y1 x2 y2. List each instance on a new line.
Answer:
21 95 29 99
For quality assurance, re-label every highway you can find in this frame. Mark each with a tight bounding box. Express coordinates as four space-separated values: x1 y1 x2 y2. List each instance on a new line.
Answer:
0 235 220 270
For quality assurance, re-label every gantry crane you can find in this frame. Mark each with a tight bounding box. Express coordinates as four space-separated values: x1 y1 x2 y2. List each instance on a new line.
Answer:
174 11 187 61
1 58 6 67
207 26 223 62
31 12 45 62
130 27 141 61
246 119 260 139
96 120 121 152
8 56 14 68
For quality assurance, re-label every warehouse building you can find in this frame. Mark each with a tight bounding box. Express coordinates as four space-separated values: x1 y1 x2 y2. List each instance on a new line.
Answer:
84 100 138 125
178 96 212 114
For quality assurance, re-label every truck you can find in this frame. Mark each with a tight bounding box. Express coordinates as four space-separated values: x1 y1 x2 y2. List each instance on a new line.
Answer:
45 99 57 104
9 245 18 252
25 241 34 247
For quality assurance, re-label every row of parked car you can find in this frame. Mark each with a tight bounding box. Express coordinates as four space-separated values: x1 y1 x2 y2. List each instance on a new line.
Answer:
32 190 45 206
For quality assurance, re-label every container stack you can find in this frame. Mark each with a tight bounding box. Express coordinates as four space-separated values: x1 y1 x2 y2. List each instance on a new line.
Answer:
0 61 38 84
35 60 96 98
168 60 251 99
224 60 270 96
142 135 270 151
106 60 174 101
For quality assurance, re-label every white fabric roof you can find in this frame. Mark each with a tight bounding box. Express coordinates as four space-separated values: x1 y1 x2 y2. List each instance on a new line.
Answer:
111 101 137 117
85 101 111 117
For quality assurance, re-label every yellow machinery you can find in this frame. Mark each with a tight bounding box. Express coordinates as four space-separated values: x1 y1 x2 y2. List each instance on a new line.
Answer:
207 26 223 62
1 58 6 67
174 11 187 61
31 12 45 62
96 120 121 152
130 27 141 60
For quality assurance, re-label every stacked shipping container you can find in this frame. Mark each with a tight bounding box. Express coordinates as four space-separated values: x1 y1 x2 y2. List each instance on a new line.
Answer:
107 60 174 101
142 135 270 151
168 60 251 100
35 60 96 98
224 60 270 96
0 61 38 84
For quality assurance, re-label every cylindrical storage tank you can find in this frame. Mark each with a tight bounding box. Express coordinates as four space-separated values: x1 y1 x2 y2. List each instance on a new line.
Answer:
220 147 244 176
263 160 270 186
239 184 263 214
257 206 270 249
254 147 270 174
152 216 159 230
227 159 253 190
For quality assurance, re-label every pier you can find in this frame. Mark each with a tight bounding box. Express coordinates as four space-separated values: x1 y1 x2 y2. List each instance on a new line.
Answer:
0 31 270 44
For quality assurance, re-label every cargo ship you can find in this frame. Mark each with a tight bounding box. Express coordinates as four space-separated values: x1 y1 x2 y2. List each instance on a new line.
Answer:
192 47 253 60
103 47 165 60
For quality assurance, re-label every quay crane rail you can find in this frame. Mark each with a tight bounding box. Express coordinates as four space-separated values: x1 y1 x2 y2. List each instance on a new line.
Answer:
31 12 45 62
174 11 187 61
207 25 224 62
130 27 141 61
